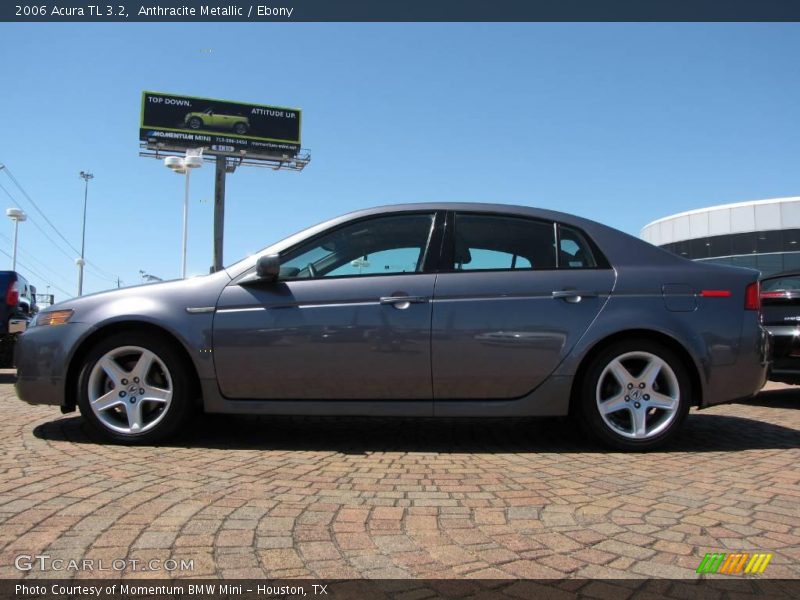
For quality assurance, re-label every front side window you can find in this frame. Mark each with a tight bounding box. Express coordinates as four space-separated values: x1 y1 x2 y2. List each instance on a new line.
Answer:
279 213 435 280
451 214 556 271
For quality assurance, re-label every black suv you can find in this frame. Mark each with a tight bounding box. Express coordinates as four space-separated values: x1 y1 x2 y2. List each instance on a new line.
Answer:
0 271 37 366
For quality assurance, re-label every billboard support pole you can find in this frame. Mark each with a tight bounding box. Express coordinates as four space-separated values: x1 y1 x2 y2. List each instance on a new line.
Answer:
212 156 227 273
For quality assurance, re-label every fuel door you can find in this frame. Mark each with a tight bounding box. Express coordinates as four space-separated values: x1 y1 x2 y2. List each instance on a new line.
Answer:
662 283 697 312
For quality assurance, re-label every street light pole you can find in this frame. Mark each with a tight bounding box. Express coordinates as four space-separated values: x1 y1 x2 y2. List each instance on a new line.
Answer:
12 216 21 271
164 149 202 278
78 171 94 296
182 166 191 279
5 208 27 271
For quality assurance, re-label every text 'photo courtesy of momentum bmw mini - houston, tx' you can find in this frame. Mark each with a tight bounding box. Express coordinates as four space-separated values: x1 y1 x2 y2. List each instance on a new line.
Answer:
15 203 770 451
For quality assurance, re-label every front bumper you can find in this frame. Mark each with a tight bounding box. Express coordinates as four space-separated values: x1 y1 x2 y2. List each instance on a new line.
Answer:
15 322 92 408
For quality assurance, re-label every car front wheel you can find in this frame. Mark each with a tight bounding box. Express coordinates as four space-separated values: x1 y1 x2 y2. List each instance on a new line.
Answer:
578 339 691 451
77 332 193 444
188 117 202 129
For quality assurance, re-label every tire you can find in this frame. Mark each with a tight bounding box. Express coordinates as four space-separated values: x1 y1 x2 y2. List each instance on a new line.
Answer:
77 331 194 444
233 122 248 134
577 339 691 451
188 117 202 129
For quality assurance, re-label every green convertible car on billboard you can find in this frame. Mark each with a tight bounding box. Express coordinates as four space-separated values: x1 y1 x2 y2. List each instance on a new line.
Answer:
184 108 249 134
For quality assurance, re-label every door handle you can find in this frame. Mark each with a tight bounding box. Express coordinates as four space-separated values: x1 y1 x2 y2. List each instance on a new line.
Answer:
552 290 598 303
379 296 428 309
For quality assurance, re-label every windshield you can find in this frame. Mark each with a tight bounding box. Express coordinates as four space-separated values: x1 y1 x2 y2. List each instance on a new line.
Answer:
224 216 339 275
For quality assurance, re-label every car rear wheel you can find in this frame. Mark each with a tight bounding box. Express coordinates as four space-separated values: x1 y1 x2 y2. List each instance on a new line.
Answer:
77 332 193 444
233 122 248 134
578 339 691 451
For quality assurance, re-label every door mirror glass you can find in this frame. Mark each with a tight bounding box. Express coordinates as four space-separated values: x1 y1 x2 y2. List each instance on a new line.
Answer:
256 254 281 281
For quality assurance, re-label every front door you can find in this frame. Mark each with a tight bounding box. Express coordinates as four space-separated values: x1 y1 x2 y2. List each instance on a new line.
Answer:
213 211 441 401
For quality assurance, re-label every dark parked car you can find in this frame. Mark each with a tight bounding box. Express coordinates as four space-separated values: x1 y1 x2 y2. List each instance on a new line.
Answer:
15 203 769 450
760 271 800 384
0 271 38 366
0 270 37 334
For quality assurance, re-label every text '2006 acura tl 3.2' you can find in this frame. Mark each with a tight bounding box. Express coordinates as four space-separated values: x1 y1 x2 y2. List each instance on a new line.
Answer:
15 203 770 451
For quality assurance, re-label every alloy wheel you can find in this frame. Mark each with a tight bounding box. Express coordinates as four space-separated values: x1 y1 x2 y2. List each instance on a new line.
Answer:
595 350 680 440
87 345 173 435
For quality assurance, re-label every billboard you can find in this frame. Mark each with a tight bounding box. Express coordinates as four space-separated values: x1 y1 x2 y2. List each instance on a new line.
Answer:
140 91 301 157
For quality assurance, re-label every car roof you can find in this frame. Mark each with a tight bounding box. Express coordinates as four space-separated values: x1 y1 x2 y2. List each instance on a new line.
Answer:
342 202 594 226
342 202 680 259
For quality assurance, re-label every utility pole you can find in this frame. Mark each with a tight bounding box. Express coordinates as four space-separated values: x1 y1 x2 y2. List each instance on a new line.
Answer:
212 156 227 273
78 171 94 296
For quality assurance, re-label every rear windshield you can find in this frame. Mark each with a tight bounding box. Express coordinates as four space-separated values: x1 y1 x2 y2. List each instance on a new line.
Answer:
762 276 800 292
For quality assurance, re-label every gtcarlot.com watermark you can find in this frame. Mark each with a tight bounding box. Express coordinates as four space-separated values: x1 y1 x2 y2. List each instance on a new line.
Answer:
15 554 194 572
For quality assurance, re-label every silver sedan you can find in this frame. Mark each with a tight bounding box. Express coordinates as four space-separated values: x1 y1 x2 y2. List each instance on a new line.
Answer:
15 203 769 451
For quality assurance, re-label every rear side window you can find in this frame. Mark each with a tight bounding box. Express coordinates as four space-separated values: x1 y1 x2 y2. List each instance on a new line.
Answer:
452 214 556 271
558 224 598 269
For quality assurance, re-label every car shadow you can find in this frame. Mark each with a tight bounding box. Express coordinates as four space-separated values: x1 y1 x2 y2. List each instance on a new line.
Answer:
741 386 800 410
0 372 16 384
33 408 800 454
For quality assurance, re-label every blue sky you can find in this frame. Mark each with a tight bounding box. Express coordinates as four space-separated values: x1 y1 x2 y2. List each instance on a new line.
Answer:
1 23 799 298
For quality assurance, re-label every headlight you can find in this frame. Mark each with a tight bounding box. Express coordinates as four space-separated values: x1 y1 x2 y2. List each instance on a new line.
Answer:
33 309 74 327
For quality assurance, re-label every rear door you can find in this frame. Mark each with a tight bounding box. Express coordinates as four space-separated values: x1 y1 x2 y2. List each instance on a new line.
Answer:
431 212 615 400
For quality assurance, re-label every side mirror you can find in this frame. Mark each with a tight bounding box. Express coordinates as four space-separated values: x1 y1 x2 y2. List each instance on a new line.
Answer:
256 254 281 282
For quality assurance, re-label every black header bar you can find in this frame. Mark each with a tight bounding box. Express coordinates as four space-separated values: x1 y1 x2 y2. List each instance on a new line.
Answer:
3 0 800 22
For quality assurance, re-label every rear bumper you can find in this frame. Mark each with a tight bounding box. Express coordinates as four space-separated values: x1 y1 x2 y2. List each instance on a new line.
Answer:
8 318 28 334
764 325 800 384
702 322 770 407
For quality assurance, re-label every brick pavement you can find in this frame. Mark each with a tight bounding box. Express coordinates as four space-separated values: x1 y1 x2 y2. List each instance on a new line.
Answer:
0 373 798 580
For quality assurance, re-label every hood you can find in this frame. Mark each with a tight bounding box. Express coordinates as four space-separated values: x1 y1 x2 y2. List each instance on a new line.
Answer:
45 270 232 317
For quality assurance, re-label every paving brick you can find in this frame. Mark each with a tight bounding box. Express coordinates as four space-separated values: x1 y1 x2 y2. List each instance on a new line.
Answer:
537 553 585 573
594 540 656 560
2 377 799 579
372 506 404 520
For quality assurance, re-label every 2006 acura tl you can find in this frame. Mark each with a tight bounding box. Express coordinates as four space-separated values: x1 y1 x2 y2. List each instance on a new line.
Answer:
15 203 770 450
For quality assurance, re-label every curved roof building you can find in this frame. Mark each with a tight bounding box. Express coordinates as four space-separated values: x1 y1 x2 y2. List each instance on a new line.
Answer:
640 197 800 276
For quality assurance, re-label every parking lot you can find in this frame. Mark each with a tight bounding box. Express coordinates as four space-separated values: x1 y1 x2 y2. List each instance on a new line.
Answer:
0 371 798 580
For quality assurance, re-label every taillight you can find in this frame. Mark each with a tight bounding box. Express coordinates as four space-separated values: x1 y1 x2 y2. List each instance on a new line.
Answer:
5 280 18 307
760 291 789 299
745 281 760 311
